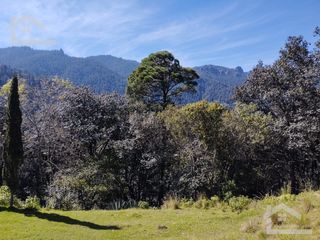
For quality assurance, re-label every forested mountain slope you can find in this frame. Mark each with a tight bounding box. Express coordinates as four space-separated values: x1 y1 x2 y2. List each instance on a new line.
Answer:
0 47 247 104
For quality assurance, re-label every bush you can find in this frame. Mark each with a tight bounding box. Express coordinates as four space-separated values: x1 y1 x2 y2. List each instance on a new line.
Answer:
221 180 237 201
194 195 211 209
180 198 194 208
278 194 296 202
261 195 279 206
138 201 149 209
228 196 252 213
14 198 25 208
162 196 180 210
46 191 81 210
210 196 220 207
24 196 41 210
0 186 10 207
46 175 84 210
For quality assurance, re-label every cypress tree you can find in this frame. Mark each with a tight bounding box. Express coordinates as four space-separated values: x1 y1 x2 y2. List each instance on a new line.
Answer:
2 75 23 208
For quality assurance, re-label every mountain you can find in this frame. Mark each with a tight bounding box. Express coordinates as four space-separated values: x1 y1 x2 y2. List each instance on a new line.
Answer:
0 64 37 87
0 47 247 104
180 65 247 105
0 47 139 94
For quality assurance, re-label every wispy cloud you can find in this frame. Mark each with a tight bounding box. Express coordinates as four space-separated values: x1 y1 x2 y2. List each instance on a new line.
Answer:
0 0 317 70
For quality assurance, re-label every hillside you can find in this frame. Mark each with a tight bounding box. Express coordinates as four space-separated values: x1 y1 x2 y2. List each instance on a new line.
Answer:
0 47 246 104
0 64 37 87
0 47 139 94
180 65 247 105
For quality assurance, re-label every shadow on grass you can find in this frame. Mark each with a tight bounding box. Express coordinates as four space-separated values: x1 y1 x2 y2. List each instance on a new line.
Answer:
0 207 121 230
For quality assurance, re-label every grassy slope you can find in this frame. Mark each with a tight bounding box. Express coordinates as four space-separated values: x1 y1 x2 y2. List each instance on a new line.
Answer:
1 192 320 240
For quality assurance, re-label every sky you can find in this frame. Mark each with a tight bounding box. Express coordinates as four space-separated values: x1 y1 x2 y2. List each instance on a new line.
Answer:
0 0 319 71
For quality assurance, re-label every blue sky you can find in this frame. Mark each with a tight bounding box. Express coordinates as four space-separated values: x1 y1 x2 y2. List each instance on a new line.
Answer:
0 0 319 70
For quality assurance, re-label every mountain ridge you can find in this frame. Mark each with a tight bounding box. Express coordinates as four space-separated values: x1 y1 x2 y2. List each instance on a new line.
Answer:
0 47 247 104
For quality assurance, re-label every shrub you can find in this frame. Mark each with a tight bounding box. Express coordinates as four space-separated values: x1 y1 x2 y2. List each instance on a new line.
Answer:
24 196 41 210
14 198 25 208
261 195 279 206
162 196 180 210
221 180 236 201
107 199 137 210
138 201 149 209
228 196 252 213
278 193 295 202
210 196 220 207
194 195 211 209
0 186 10 207
179 198 194 208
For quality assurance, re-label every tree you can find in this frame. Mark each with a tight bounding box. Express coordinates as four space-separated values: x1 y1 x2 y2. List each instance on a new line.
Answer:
160 101 228 198
127 51 199 110
235 33 320 193
2 76 23 207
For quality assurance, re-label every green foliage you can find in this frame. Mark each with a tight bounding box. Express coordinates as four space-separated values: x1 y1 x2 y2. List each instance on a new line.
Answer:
161 101 225 145
224 103 273 145
127 51 198 110
278 194 296 202
47 172 109 210
137 201 149 209
24 196 41 210
52 77 74 89
0 186 10 206
228 196 252 213
3 76 24 207
221 180 237 201
0 78 26 96
235 33 320 193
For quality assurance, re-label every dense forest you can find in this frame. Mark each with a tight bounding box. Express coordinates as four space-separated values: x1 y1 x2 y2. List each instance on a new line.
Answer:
0 29 319 210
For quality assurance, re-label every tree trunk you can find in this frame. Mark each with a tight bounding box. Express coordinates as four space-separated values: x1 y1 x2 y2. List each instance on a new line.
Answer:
290 160 298 194
10 192 14 208
0 161 3 186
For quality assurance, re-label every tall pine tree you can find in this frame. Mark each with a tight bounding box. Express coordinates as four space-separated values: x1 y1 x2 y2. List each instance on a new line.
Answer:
2 75 23 208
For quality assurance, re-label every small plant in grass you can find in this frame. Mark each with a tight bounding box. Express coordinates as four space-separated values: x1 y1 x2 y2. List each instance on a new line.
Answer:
138 201 149 209
301 197 313 214
24 196 41 210
228 196 251 213
240 218 261 233
257 231 267 240
297 213 312 229
162 196 180 209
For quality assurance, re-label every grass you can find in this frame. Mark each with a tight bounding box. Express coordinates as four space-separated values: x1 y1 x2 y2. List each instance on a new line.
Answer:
1 191 320 240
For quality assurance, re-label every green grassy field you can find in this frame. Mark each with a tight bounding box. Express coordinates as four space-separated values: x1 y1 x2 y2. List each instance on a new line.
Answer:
1 192 320 240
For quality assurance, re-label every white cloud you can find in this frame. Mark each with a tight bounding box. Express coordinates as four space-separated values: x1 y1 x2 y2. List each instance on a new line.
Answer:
0 0 280 69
